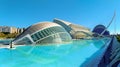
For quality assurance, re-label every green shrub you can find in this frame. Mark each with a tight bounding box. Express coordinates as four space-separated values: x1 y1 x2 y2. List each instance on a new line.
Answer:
116 35 120 42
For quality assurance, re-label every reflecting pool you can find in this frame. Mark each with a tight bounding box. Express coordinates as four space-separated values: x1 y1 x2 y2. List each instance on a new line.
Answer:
0 38 111 67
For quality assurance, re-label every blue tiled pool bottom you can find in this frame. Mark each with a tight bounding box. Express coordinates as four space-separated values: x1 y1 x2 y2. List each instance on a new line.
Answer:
0 38 111 67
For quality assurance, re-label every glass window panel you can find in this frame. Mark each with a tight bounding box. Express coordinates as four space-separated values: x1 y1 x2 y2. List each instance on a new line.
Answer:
44 29 49 35
48 28 54 34
41 31 46 37
38 32 43 38
36 32 41 39
31 35 38 42
17 37 32 45
35 34 39 40
42 30 48 36
47 28 52 35
38 31 44 38
51 27 55 33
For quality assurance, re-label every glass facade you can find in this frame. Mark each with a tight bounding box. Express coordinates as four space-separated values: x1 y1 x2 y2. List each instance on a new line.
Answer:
14 37 32 45
36 33 71 44
31 26 71 44
53 19 72 33
13 23 72 45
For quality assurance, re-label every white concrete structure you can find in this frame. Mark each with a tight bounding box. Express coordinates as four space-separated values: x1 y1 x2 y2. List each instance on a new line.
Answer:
12 22 72 45
53 18 92 39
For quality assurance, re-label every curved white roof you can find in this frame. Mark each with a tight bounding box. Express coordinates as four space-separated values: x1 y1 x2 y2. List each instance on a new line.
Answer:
14 22 62 41
53 18 71 25
31 21 61 27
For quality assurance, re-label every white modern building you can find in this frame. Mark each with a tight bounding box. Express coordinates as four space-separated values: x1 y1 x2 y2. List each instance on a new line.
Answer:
53 18 92 39
12 22 72 45
12 18 92 45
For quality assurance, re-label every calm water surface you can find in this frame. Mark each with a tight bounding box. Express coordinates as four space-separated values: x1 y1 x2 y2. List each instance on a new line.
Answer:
0 38 110 67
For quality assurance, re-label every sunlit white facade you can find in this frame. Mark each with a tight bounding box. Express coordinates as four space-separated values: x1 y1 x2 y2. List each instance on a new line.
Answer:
12 18 93 45
12 22 72 45
53 18 92 39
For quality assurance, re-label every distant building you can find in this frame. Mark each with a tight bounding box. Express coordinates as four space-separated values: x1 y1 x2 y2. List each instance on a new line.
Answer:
92 24 110 36
17 28 25 33
0 26 17 33
10 27 18 33
12 18 93 45
0 26 24 33
53 18 72 33
53 18 92 39
0 26 3 32
0 26 10 33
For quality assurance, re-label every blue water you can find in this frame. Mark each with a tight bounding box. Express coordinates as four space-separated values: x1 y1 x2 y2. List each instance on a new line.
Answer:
0 38 110 67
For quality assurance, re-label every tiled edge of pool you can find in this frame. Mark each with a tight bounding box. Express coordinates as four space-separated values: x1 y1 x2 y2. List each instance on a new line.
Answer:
99 36 120 67
0 37 117 67
98 37 113 66
0 45 10 48
98 36 113 67
80 37 112 67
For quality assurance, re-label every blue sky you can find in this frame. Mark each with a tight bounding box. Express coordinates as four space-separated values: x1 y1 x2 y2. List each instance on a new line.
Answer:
0 0 120 34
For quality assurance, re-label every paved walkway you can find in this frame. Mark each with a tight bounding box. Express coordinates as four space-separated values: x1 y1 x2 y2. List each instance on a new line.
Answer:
80 37 112 67
107 36 120 67
0 44 10 48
